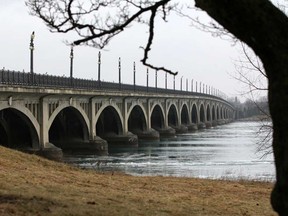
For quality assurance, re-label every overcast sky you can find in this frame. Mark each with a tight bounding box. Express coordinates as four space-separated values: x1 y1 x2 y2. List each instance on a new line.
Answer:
0 0 265 101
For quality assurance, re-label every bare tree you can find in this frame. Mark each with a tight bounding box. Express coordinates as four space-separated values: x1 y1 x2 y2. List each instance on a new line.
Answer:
193 2 288 215
232 43 272 157
234 43 268 97
26 0 288 215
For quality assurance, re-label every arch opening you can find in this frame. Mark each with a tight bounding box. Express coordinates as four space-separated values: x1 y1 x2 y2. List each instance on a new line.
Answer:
96 106 123 138
181 105 189 125
212 106 216 121
128 105 147 134
191 104 198 124
217 106 220 120
200 104 205 122
49 107 89 149
207 105 211 122
151 105 164 130
168 104 178 127
0 108 39 149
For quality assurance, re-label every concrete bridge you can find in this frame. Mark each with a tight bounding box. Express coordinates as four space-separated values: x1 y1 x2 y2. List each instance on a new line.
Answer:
0 69 234 159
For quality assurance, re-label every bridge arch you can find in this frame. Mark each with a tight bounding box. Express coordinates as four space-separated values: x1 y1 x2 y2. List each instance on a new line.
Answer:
0 107 39 149
199 104 206 122
222 108 225 119
206 104 211 122
127 105 147 133
167 104 178 127
151 104 165 130
49 106 90 148
225 108 228 119
212 105 216 121
191 103 198 124
48 103 90 132
96 105 124 138
220 107 224 119
181 104 189 125
216 106 220 120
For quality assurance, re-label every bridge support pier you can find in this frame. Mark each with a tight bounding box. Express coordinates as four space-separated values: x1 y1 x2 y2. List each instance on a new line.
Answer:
198 122 206 129
205 122 212 129
102 132 138 148
53 137 108 155
171 125 188 134
212 120 218 127
217 120 226 125
132 129 160 141
154 126 176 138
38 142 63 161
187 123 198 131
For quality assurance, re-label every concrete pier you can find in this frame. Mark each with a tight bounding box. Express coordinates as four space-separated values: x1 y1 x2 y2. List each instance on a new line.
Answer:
205 122 212 129
155 127 176 138
132 129 160 141
38 143 63 161
187 123 198 131
198 122 206 130
172 125 188 134
101 132 138 148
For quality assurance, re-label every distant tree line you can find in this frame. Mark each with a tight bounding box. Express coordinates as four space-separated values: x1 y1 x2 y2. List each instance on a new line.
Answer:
233 97 270 120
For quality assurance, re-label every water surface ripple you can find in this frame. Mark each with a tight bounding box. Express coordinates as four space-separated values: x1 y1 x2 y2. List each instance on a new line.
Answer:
64 121 275 181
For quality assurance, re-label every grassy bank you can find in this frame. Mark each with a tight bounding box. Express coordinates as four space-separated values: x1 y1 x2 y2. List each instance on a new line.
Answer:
0 146 276 216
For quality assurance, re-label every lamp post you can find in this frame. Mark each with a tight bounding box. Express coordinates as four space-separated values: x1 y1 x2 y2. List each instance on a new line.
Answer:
186 78 188 91
165 72 167 89
191 79 193 92
146 68 149 92
181 76 183 91
29 31 35 84
199 82 201 93
98 51 101 87
118 57 121 90
173 74 176 90
70 45 74 86
203 83 205 93
196 81 198 92
155 70 158 91
133 62 136 92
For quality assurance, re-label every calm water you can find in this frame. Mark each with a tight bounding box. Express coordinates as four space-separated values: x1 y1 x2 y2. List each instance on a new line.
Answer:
63 121 275 181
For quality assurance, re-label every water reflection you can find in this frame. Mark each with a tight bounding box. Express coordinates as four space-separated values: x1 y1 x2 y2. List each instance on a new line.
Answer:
63 121 275 181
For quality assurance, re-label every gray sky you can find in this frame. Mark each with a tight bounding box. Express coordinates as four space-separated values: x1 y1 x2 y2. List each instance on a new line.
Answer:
0 1 254 100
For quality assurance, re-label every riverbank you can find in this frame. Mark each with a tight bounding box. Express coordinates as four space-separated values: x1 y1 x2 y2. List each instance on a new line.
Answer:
0 146 276 216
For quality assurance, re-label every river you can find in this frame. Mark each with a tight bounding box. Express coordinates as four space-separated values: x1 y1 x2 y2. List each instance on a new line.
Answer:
63 121 275 181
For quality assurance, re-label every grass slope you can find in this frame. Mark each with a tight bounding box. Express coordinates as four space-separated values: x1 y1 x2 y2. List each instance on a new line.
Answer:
0 146 276 216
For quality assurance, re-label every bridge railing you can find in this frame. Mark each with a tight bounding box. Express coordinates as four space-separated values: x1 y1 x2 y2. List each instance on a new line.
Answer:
0 69 231 104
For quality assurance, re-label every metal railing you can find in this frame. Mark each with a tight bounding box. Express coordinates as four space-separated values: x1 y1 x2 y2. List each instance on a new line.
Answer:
0 69 231 104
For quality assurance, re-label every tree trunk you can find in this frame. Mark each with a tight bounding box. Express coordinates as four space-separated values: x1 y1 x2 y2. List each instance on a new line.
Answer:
195 0 288 215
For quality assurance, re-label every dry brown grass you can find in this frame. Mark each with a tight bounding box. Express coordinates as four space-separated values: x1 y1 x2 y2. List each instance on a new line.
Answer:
0 146 276 216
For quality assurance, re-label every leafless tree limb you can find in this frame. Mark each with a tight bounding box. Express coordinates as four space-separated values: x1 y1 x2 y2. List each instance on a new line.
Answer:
26 0 179 75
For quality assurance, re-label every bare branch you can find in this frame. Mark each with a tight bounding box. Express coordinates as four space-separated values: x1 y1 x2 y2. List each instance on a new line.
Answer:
26 0 178 74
